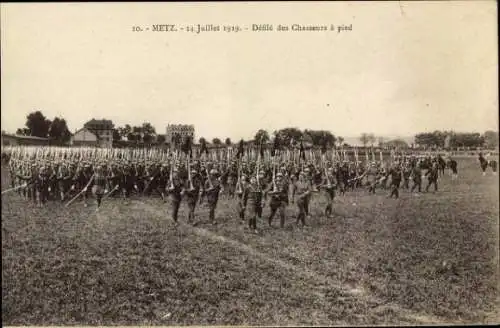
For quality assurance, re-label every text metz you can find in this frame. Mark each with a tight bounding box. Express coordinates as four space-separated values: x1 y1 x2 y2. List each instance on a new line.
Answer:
152 24 177 32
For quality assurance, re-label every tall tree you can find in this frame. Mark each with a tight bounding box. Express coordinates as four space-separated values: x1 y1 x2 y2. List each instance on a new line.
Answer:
119 124 132 138
483 130 499 149
48 117 71 144
254 129 270 145
337 136 344 148
156 134 166 145
225 137 232 146
212 138 222 145
274 127 303 148
25 110 51 138
112 128 121 141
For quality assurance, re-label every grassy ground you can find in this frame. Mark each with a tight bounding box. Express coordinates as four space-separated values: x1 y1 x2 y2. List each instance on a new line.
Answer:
2 158 499 325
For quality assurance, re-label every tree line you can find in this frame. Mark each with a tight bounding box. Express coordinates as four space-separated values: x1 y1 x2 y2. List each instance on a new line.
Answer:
12 110 499 150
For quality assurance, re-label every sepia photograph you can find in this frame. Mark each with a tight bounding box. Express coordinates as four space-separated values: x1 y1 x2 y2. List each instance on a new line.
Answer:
1 1 499 326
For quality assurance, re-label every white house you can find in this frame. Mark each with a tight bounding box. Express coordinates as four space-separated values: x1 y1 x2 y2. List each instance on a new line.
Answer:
71 127 98 147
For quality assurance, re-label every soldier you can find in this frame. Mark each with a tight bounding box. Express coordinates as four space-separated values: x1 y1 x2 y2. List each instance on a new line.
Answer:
246 175 263 233
167 168 183 223
448 157 458 180
267 172 289 228
402 163 411 190
35 166 50 206
410 161 422 193
437 154 446 177
321 167 337 217
16 163 35 203
57 162 72 201
294 171 312 227
184 168 202 224
202 168 223 225
237 174 249 222
490 159 498 175
479 152 489 176
365 162 378 194
425 162 439 192
156 164 169 201
388 162 402 199
89 165 107 211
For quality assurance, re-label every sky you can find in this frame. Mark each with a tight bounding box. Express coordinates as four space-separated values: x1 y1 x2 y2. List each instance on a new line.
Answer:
1 2 498 143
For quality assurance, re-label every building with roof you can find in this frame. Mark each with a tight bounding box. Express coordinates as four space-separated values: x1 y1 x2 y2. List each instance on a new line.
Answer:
166 124 195 145
83 119 114 147
70 127 99 147
1 133 50 146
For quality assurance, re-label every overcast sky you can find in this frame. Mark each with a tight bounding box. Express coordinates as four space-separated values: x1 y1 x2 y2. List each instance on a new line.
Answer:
1 2 497 142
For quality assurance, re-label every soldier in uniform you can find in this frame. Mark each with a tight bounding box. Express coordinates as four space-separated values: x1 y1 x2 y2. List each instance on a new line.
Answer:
479 153 489 176
246 175 263 233
237 174 249 222
448 157 458 180
490 159 498 175
294 171 312 227
57 162 72 202
388 162 402 199
167 169 183 223
202 169 223 225
425 162 439 192
89 165 107 211
267 172 289 228
321 167 337 217
16 164 36 203
184 168 202 224
410 161 422 193
35 166 50 206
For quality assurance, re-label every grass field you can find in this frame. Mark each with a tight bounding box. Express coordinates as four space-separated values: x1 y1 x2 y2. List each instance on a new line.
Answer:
2 157 499 325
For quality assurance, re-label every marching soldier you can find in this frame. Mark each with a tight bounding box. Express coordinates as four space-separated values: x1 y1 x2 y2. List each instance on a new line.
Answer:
246 175 263 233
388 162 402 199
425 162 439 192
479 152 489 176
201 168 223 225
448 157 458 180
321 167 337 217
167 168 183 223
237 174 249 222
294 171 312 227
490 159 497 175
184 168 202 224
35 166 50 206
410 162 422 193
88 165 107 211
267 172 289 228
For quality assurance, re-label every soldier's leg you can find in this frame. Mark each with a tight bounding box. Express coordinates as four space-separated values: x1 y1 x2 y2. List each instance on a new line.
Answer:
171 199 180 222
279 202 286 228
296 199 305 226
209 200 217 224
188 200 196 223
268 205 277 226
238 196 246 221
96 193 103 208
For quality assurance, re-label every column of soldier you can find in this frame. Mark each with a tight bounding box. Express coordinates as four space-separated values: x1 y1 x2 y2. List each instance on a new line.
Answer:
2 145 497 233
